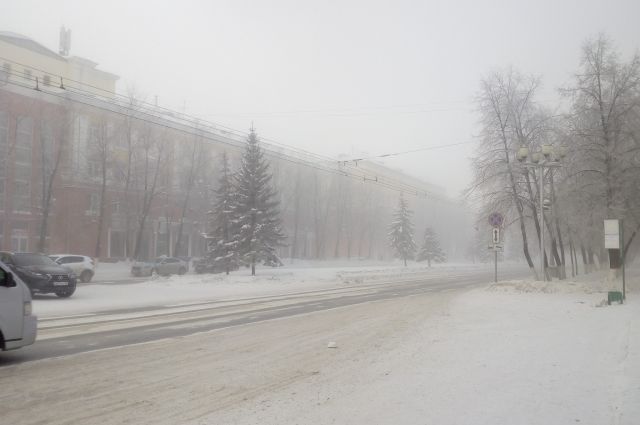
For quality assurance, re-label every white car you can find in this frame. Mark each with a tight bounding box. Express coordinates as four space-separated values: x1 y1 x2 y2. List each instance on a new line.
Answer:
0 260 37 351
49 254 96 283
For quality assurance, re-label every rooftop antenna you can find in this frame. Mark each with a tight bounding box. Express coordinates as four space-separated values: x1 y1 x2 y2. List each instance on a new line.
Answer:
59 26 71 56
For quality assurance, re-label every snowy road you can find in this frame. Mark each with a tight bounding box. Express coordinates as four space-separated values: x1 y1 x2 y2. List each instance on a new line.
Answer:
1 266 524 365
0 268 638 425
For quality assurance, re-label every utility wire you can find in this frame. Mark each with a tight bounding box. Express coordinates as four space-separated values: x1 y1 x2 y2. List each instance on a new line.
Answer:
341 141 475 164
1 74 449 201
0 57 341 166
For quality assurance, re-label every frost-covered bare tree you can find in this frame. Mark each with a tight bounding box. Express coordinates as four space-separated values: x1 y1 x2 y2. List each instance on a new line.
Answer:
91 117 116 259
562 34 640 262
132 125 168 260
469 68 555 279
173 131 207 257
36 102 71 252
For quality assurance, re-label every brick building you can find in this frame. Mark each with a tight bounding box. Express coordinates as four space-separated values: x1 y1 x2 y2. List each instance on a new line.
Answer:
0 30 470 262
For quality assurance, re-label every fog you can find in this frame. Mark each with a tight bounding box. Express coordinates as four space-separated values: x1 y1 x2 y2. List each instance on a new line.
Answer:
2 0 638 197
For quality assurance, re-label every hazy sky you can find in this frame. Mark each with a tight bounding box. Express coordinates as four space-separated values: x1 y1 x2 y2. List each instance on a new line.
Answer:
1 0 639 196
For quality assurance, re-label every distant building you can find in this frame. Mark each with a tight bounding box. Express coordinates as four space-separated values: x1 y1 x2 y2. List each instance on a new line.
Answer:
0 30 468 262
0 31 118 95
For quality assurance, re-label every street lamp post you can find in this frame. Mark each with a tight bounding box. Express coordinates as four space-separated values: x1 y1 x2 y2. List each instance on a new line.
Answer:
517 144 566 281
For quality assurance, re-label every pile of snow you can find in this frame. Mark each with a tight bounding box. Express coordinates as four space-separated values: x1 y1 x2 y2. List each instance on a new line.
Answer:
487 278 610 294
92 261 134 281
35 262 493 318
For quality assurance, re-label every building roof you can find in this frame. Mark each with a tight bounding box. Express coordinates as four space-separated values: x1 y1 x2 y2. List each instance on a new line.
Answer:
0 31 65 61
0 31 119 81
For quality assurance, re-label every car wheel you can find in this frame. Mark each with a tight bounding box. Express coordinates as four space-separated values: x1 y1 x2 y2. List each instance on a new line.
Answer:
80 270 93 283
178 267 186 275
55 281 77 298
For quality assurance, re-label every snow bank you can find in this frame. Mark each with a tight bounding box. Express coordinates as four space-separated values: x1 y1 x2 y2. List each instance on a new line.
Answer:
199 277 640 425
34 262 493 318
487 277 610 294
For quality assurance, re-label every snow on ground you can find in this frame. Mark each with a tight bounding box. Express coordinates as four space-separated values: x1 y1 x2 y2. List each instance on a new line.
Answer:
91 258 490 282
7 266 639 424
34 261 493 318
92 261 134 281
195 272 640 425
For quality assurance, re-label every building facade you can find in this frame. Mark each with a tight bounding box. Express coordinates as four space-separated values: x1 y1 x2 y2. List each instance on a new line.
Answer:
0 31 469 262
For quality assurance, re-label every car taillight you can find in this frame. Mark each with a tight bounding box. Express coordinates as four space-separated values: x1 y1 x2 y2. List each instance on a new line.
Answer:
24 301 32 316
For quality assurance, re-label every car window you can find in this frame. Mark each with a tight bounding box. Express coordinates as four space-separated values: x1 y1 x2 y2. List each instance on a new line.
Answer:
0 253 14 265
13 254 58 266
72 256 84 263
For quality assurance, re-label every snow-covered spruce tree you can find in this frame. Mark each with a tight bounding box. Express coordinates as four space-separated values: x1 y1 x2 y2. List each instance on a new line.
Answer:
388 194 416 266
205 152 240 274
235 128 286 275
417 227 446 267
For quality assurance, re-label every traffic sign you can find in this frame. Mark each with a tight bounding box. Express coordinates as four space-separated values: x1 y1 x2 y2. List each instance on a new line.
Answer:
488 212 504 227
492 228 500 244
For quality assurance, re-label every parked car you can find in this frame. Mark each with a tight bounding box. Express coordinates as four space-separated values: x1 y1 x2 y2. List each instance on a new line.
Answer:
49 254 95 283
0 252 78 298
131 256 189 277
193 257 238 274
0 260 37 350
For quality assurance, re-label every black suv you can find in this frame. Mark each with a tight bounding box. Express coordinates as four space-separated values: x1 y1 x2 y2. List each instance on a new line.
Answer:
0 252 77 298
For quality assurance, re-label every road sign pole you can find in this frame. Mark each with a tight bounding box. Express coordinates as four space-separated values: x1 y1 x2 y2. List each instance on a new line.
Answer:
494 249 498 283
540 164 545 281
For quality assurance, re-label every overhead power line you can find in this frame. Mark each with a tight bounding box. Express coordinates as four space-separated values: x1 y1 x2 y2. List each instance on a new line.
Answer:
1 72 451 201
340 141 476 165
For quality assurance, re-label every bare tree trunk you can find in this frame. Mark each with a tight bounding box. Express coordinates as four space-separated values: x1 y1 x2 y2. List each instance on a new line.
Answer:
37 112 68 253
290 172 301 263
572 241 579 275
123 125 134 259
568 238 576 277
133 137 164 260
549 173 566 279
94 151 108 259
173 140 201 257
580 244 588 274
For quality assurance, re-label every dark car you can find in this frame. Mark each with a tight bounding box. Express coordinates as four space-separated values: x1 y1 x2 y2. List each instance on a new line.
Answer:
193 257 238 274
131 256 189 277
0 252 78 298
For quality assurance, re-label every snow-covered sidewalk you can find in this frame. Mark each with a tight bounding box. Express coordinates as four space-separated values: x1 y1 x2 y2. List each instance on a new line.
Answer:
33 262 497 318
199 275 640 425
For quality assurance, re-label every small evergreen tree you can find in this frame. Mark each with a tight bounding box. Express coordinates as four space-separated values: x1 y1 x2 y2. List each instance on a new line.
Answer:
234 128 286 275
388 194 416 266
204 152 240 274
417 227 446 267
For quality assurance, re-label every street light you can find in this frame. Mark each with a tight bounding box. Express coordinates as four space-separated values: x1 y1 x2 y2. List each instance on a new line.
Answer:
517 144 565 281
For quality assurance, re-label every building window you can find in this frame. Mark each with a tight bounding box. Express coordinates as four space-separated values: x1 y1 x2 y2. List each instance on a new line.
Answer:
10 222 29 252
71 115 89 173
0 110 7 211
43 74 51 86
13 117 33 213
88 193 100 215
24 69 32 80
88 160 101 179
